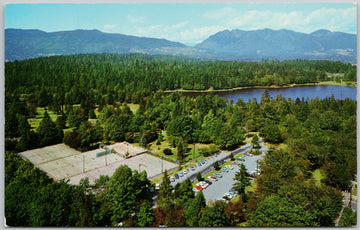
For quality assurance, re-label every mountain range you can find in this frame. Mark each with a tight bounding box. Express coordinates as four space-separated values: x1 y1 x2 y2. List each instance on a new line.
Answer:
5 28 356 63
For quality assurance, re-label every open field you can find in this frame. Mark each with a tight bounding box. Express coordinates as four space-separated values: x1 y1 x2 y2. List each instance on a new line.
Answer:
19 143 178 185
27 107 59 129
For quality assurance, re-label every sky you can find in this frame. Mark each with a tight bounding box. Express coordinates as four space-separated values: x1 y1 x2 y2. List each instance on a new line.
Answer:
5 3 357 46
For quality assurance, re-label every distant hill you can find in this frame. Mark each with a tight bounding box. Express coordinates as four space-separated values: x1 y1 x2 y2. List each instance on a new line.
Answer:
5 28 356 63
196 29 356 63
5 29 211 61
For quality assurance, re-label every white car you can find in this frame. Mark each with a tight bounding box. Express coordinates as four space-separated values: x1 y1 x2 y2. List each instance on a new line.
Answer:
225 165 234 170
199 181 209 189
183 170 188 174
193 187 199 192
169 176 175 182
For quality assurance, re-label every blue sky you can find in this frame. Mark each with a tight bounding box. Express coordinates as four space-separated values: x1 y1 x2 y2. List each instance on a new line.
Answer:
5 3 356 45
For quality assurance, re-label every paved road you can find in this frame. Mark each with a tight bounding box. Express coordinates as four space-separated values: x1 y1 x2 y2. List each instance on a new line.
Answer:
170 141 268 204
335 180 356 226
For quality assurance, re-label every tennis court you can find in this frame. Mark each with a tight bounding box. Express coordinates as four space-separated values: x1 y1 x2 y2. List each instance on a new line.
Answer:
19 143 177 184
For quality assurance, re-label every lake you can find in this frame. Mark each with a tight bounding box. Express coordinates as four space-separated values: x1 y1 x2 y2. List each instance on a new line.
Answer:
186 85 357 103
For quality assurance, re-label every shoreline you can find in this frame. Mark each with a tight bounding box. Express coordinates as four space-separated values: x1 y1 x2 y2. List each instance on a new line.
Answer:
161 81 357 94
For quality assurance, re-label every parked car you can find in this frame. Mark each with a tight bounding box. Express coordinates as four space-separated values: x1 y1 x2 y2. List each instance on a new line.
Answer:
201 159 205 164
170 176 175 182
208 176 218 181
221 168 229 173
191 166 196 171
198 181 209 189
174 173 179 179
193 187 199 192
220 198 228 203
213 173 223 178
198 162 202 166
229 187 237 193
228 192 237 198
222 195 231 201
195 185 203 190
179 171 184 177
155 183 160 190
250 171 258 178
237 157 245 161
214 153 218 157
225 165 234 170
204 180 212 185
183 170 188 174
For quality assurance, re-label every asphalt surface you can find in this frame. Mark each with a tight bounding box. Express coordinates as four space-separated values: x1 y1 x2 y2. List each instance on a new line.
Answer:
170 141 268 204
201 151 265 204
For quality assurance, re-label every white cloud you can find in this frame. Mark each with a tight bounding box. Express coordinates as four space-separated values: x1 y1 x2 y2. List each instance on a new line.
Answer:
102 24 117 32
127 15 146 24
180 25 227 44
203 7 237 19
223 7 356 34
120 6 356 45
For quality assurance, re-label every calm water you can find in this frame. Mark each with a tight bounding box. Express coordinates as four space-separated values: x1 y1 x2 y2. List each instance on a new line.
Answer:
213 85 357 103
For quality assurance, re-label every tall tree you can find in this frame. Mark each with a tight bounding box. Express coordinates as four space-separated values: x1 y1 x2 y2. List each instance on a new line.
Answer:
157 170 173 208
185 190 206 227
105 165 150 226
37 110 63 147
137 200 155 227
199 201 228 227
233 163 251 195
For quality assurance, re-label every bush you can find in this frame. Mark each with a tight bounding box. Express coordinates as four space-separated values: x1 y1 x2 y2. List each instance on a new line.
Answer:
197 172 203 181
230 152 235 161
214 161 220 170
163 148 173 155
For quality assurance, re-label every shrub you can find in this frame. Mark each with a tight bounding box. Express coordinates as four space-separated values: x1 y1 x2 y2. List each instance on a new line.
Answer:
163 148 173 155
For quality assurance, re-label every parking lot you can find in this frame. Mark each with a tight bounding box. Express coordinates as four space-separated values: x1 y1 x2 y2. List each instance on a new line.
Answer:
202 153 264 204
170 141 268 203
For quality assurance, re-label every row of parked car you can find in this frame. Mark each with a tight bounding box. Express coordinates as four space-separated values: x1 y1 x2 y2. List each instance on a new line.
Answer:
193 163 236 192
193 180 213 192
221 191 238 202
170 157 215 182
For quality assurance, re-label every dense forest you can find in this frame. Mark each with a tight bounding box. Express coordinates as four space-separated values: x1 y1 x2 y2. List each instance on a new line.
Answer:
5 54 357 227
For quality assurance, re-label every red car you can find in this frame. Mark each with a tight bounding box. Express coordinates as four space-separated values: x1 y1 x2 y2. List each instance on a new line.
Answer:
195 185 203 190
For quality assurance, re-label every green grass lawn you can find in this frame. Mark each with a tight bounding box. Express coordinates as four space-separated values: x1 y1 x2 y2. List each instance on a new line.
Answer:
28 107 59 129
126 103 140 114
147 135 217 163
312 169 324 186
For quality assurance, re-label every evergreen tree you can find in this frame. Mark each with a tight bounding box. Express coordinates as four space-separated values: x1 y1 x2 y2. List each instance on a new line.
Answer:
137 200 155 227
251 134 260 148
233 163 251 195
37 110 63 147
157 170 173 208
199 201 228 227
185 191 206 227
213 161 220 170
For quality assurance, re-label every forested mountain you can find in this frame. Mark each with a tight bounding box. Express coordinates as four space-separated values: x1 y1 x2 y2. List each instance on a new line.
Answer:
5 29 213 61
196 29 356 63
5 28 356 62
